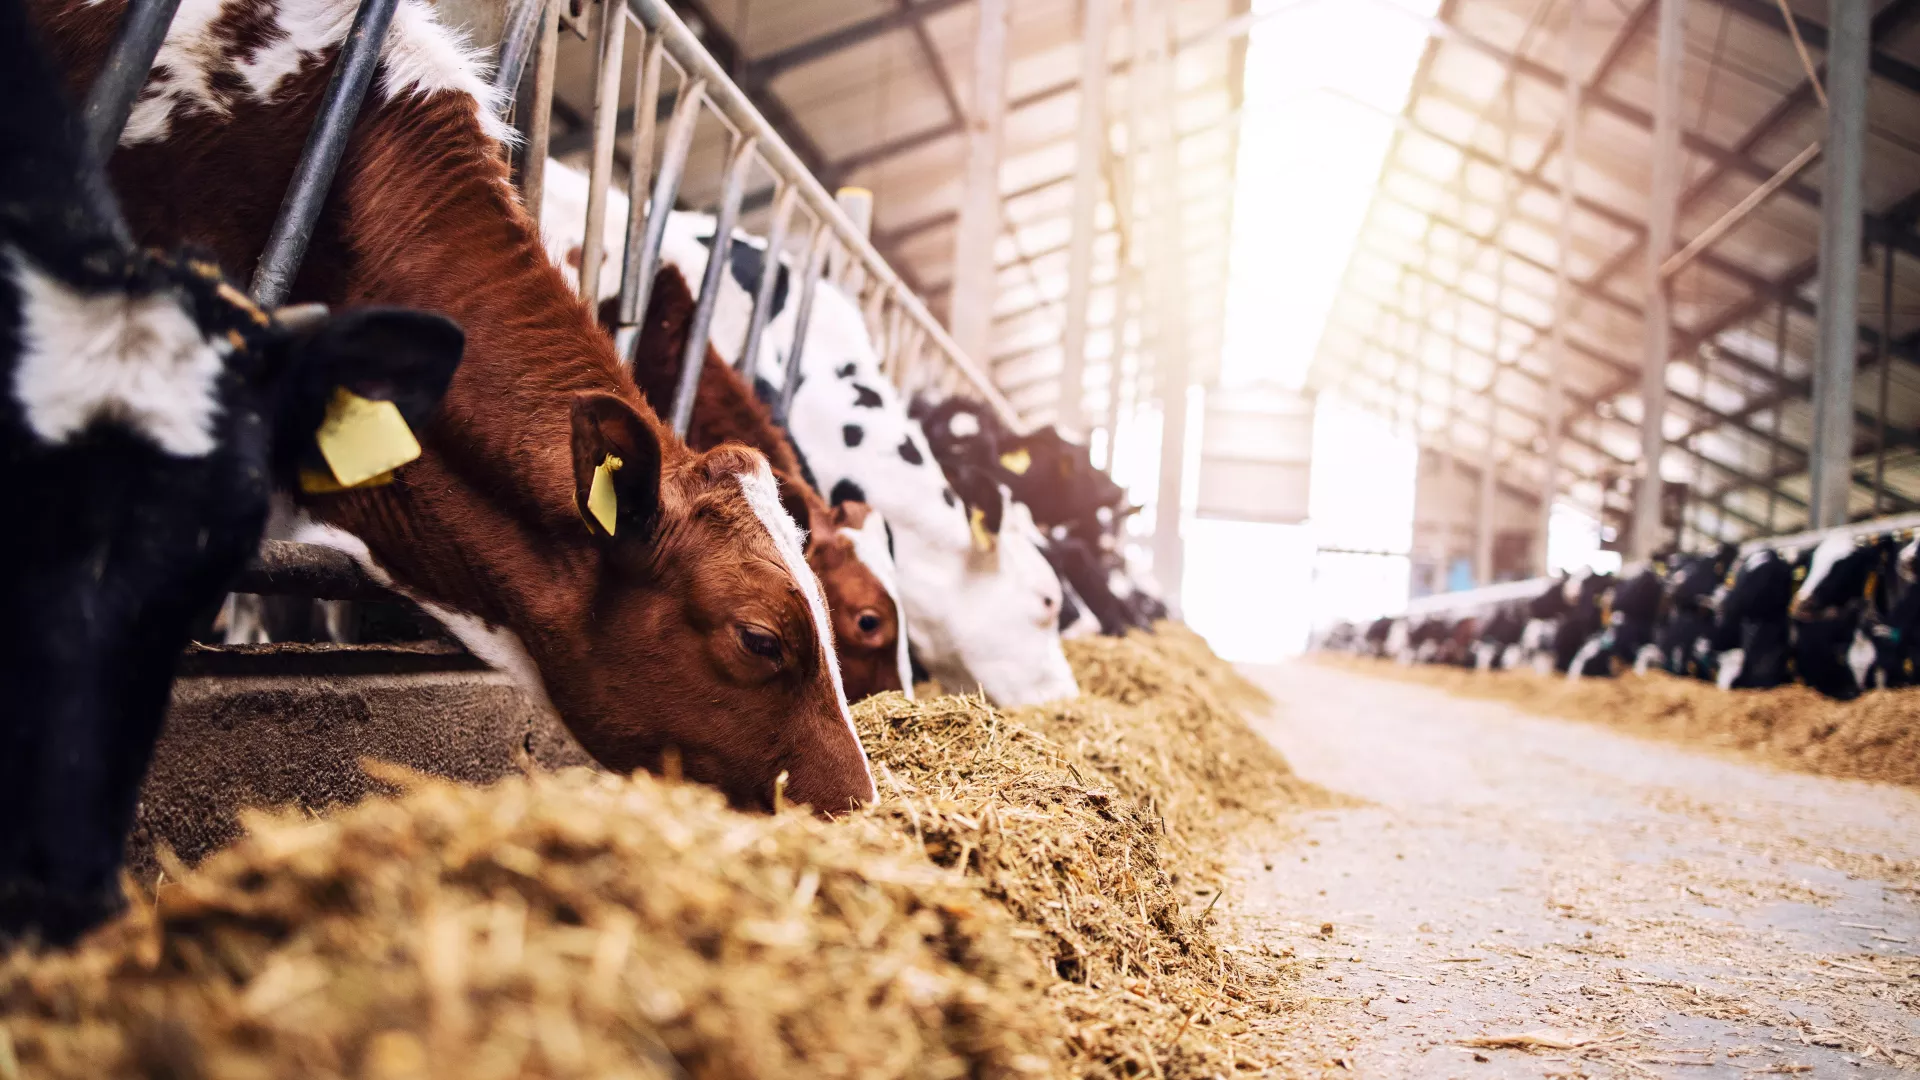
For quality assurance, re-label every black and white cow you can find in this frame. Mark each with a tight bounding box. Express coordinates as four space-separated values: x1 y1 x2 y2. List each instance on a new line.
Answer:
1711 548 1800 690
1650 545 1737 679
0 5 464 945
1552 569 1613 673
1789 533 1893 700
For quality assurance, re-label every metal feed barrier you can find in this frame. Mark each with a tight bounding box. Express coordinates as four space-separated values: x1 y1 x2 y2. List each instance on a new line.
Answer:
1392 509 1920 623
83 0 1019 613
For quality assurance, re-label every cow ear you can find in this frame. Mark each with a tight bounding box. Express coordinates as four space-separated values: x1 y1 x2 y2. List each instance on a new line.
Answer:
274 307 465 488
570 392 664 547
775 473 819 540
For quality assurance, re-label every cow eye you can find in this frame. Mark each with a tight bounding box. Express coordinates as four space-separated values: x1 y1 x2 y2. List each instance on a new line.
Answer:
857 611 882 634
737 626 783 662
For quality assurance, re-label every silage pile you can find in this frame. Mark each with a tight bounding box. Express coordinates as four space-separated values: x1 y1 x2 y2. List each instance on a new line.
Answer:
2 626 1315 1079
1329 655 1920 788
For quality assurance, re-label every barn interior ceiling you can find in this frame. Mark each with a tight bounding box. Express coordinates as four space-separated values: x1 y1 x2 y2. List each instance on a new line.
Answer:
540 0 1251 433
1311 0 1920 546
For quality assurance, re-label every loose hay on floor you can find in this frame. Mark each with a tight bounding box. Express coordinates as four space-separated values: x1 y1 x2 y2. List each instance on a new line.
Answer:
1326 656 1920 788
3 628 1318 1079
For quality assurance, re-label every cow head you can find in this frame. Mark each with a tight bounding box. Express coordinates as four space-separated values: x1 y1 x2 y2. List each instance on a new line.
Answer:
780 481 908 701
542 399 875 813
1791 533 1893 622
1 241 465 945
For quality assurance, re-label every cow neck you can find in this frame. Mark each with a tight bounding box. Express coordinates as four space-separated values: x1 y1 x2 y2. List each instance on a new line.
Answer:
318 93 687 625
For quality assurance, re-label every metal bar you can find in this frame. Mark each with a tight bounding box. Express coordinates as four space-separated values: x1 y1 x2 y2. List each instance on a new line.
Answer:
1878 244 1895 514
1811 0 1868 529
670 133 757 438
619 75 705 369
949 0 1010 361
736 181 797 378
776 224 832 427
1541 0 1582 574
578 0 628 305
250 0 400 307
625 0 1020 429
490 0 549 108
1660 140 1822 280
1144 0 1188 604
612 32 665 348
511 0 559 210
1776 0 1831 108
1629 0 1685 560
1058 0 1112 438
83 0 184 165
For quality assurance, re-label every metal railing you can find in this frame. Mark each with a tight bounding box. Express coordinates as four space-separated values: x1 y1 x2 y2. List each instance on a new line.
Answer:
528 0 1022 435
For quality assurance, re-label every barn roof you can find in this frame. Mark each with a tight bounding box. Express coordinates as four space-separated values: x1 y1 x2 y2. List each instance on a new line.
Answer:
1309 0 1920 544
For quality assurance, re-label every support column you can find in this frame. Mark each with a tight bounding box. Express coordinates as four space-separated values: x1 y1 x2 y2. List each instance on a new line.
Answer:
1630 0 1686 560
949 0 1010 361
1540 0 1582 575
1476 78 1516 587
1142 0 1188 605
1058 0 1111 438
1812 0 1870 528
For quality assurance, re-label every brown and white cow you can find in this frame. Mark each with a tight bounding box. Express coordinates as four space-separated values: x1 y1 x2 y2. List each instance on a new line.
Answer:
28 0 876 813
631 264 911 702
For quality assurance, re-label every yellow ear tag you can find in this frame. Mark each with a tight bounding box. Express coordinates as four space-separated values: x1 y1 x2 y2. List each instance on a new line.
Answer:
969 506 996 553
588 453 623 535
999 447 1032 475
314 387 422 489
298 466 396 494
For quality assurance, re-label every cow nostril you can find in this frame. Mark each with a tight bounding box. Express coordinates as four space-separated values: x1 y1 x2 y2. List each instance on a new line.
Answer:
857 611 882 634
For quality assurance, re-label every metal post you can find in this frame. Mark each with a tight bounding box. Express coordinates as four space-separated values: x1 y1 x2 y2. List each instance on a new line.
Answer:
510 0 559 210
1811 0 1869 529
1629 0 1686 559
1540 0 1581 574
1103 265 1137 470
83 0 184 165
1476 78 1516 587
1143 0 1188 604
737 182 797 378
776 224 833 426
1768 302 1789 531
1878 243 1895 514
578 0 628 305
619 78 706 368
671 133 757 437
1058 0 1112 438
250 0 400 307
949 0 1011 361
490 0 549 110
612 33 665 358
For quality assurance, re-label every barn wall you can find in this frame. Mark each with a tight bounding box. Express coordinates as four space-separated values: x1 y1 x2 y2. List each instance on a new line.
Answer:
1409 448 1540 597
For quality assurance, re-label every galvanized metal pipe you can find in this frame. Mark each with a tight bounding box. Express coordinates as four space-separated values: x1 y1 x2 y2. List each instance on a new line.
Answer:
619 75 705 369
612 33 665 358
251 0 400 307
490 0 549 108
1768 302 1788 531
736 182 797 379
1810 0 1869 528
83 0 184 167
1540 0 1581 575
1058 0 1112 437
949 0 1010 362
1877 243 1895 514
622 0 1020 429
511 0 558 210
776 224 832 427
670 132 757 438
578 0 628 304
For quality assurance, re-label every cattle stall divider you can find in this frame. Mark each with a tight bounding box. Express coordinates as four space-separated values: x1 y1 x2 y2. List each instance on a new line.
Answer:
1381 509 1920 626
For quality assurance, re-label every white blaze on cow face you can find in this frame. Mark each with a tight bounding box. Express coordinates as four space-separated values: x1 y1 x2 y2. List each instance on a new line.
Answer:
841 505 914 699
1792 533 1855 617
8 248 226 457
736 460 874 797
114 0 509 147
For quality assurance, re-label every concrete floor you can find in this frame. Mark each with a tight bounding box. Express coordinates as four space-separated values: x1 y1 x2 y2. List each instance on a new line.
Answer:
1228 663 1920 1079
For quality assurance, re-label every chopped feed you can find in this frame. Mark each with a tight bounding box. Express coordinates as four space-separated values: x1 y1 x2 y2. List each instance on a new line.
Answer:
3 627 1316 1078
1326 656 1920 789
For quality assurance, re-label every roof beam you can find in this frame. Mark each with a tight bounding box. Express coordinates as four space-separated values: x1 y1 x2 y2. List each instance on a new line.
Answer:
742 0 971 83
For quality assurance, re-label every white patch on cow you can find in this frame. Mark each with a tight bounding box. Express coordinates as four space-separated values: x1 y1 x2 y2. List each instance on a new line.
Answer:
117 0 510 147
1716 648 1746 691
736 462 874 795
842 506 914 700
221 592 271 644
8 250 224 456
1472 642 1495 671
1633 644 1663 676
1793 533 1855 612
294 521 557 715
1567 637 1603 682
1848 629 1877 691
1743 549 1774 571
947 412 979 438
1899 538 1920 584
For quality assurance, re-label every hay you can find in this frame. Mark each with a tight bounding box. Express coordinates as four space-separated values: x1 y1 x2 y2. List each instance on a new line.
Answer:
1327 656 1920 788
3 628 1315 1078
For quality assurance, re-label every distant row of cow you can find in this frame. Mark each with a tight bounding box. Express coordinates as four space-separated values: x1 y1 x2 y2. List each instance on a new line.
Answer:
1321 530 1920 700
1 0 1161 947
